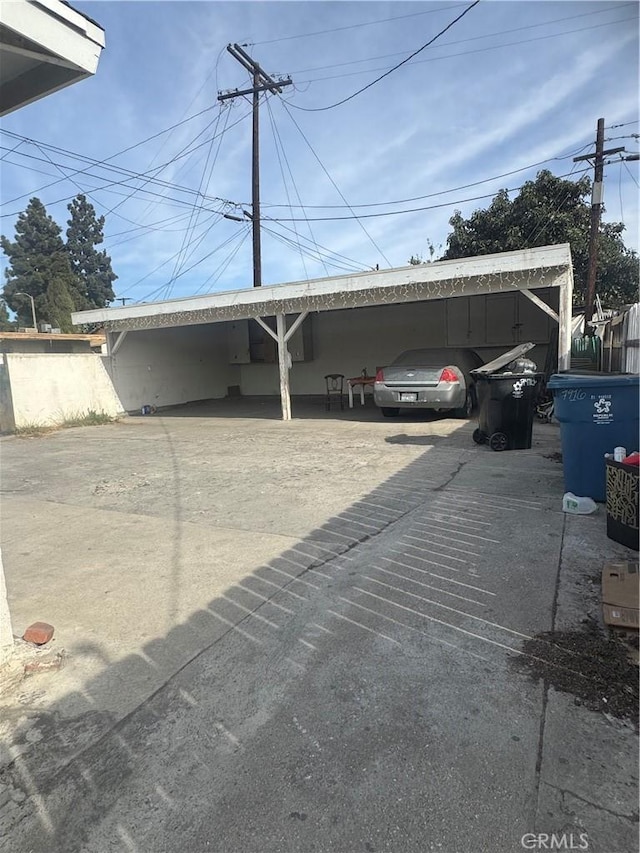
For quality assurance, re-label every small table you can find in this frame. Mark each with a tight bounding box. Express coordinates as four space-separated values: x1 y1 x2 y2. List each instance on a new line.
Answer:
347 376 376 408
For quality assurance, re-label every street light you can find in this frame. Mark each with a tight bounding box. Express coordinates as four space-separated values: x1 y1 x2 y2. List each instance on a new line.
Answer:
14 292 37 331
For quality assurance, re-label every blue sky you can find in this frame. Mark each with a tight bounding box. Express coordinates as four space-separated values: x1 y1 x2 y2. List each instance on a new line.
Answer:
1 0 638 305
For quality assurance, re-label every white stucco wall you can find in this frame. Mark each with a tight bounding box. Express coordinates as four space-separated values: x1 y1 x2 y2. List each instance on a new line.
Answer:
5 353 125 427
106 325 232 412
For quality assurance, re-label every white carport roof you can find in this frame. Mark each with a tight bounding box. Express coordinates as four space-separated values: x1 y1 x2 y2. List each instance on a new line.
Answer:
73 243 573 333
0 0 105 116
74 243 574 421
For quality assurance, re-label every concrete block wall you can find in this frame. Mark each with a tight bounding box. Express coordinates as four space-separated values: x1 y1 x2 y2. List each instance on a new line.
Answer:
2 353 125 429
106 325 232 412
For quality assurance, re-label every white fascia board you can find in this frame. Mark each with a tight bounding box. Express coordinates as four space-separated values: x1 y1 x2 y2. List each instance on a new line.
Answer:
73 244 572 329
1 0 105 74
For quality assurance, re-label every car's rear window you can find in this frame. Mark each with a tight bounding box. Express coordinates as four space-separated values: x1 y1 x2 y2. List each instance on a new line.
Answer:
393 349 472 366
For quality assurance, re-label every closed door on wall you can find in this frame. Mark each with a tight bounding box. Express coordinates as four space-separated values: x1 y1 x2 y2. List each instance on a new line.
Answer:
486 290 553 345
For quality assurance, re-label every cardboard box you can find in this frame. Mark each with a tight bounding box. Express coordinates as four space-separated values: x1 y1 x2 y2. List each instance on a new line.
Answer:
602 560 639 629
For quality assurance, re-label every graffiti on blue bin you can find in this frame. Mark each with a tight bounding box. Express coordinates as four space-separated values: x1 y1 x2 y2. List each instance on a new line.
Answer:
560 388 587 401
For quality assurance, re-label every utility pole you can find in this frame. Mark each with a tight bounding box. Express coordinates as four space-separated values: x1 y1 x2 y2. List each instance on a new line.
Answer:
218 45 292 287
573 118 625 334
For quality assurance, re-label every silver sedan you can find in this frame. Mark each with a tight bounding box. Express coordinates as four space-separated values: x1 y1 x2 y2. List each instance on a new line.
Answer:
373 347 484 418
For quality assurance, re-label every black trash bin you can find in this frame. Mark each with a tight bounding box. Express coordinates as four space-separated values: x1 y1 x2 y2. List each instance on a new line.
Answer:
472 371 543 451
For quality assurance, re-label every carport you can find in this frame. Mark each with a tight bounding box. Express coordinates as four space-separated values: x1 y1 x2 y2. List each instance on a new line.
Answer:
73 244 573 420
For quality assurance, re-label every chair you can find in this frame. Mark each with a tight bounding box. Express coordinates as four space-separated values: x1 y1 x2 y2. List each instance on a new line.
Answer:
324 374 345 411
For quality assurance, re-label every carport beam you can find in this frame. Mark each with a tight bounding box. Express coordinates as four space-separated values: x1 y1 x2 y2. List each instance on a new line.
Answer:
108 331 128 356
521 289 559 323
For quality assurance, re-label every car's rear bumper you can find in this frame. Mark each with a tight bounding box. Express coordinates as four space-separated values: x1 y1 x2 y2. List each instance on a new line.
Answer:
373 383 465 410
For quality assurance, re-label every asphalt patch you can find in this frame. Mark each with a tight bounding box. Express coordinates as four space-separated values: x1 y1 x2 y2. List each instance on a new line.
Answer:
513 621 639 727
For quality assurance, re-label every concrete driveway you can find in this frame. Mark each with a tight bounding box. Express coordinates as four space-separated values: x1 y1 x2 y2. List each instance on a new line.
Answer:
0 398 637 852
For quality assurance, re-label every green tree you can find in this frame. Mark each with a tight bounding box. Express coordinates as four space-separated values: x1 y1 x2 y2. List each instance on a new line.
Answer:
442 170 639 308
44 260 77 332
0 299 16 331
0 197 70 327
66 194 117 309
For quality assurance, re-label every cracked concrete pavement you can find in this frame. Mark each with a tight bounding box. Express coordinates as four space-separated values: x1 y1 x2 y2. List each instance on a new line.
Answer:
0 398 637 852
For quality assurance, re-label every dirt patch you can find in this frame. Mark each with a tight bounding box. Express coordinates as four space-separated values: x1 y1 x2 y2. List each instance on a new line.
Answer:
513 621 639 726
543 451 563 463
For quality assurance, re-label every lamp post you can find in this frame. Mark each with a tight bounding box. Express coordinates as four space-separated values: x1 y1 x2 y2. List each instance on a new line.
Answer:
15 292 37 331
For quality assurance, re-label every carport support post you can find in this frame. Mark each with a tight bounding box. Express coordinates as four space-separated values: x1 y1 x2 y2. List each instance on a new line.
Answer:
276 313 292 421
558 277 573 371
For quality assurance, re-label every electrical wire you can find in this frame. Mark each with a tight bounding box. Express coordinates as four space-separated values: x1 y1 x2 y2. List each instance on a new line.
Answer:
288 3 635 77
260 141 596 210
247 3 469 46
163 106 233 299
281 103 392 265
261 224 364 274
266 96 326 277
0 107 252 216
268 219 371 269
114 215 228 298
191 226 253 296
285 1 481 112
623 160 639 189
290 16 637 87
261 167 591 222
266 101 309 280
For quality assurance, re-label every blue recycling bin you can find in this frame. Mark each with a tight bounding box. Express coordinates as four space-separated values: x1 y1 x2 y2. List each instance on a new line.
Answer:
547 373 640 501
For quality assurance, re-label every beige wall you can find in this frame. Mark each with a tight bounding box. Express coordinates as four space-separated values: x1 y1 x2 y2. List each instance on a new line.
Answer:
3 353 124 428
98 290 559 407
237 290 558 396
106 325 232 412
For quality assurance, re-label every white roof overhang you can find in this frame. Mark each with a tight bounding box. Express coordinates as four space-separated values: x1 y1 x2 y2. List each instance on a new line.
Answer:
73 244 574 334
0 0 105 116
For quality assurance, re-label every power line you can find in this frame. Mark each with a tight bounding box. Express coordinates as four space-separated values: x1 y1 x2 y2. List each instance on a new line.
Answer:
289 3 635 76
265 98 310 279
266 96 330 277
163 107 233 300
247 3 469 46
261 224 364 274
291 16 637 87
262 168 591 222
261 142 595 210
0 108 252 215
286 0 481 112
281 103 392 266
606 120 639 129
623 160 639 189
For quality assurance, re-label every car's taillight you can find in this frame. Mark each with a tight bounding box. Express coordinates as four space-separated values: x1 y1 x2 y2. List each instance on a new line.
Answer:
375 368 385 382
440 368 459 383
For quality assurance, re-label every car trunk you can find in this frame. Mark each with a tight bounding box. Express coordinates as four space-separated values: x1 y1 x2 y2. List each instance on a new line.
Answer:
381 365 445 386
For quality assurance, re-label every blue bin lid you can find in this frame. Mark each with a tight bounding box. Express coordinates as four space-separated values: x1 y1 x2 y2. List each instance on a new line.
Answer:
547 373 639 390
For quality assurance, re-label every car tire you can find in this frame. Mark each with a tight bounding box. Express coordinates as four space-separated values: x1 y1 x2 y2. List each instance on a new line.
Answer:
381 407 400 417
453 388 474 419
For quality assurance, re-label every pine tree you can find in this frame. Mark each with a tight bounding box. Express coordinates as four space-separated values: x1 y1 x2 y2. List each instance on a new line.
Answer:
66 194 117 309
44 261 77 333
0 299 15 331
0 198 69 327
